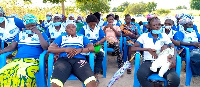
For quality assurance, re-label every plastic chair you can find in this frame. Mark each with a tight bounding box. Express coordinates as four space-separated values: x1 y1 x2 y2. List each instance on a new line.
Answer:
133 51 182 87
181 46 192 86
0 50 47 87
48 53 95 87
1 40 4 50
103 35 123 78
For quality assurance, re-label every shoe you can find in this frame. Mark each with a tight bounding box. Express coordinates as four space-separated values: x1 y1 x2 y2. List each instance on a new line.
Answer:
127 69 131 74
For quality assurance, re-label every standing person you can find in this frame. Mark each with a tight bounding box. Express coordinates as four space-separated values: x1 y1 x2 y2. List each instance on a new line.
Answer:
131 17 180 87
79 14 106 84
0 6 24 48
48 21 97 87
42 12 53 31
103 14 123 68
120 14 139 74
0 14 49 86
46 14 66 43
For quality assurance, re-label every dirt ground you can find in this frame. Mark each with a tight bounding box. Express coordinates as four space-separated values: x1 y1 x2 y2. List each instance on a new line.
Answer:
64 54 200 87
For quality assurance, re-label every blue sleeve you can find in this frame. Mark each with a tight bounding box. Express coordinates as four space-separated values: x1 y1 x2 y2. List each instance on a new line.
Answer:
83 36 92 47
14 33 19 42
173 31 184 41
78 27 85 35
46 28 50 38
193 25 198 33
52 35 62 46
172 25 177 31
116 21 121 26
97 28 105 41
42 33 50 44
14 18 25 31
42 22 45 27
103 21 107 26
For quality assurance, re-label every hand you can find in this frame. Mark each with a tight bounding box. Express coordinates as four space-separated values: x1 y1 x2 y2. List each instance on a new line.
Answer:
31 26 40 34
167 54 174 69
94 41 100 46
108 25 114 30
192 42 200 48
67 48 82 58
148 48 158 59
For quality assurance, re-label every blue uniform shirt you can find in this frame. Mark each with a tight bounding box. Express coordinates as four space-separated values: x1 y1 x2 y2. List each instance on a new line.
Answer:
14 32 49 58
53 34 91 59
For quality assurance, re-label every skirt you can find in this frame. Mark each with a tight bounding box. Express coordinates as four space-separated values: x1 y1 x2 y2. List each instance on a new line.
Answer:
0 58 39 87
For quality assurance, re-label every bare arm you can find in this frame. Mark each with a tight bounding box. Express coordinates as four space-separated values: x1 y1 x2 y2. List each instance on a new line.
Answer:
170 38 180 47
47 43 74 53
37 33 49 50
131 42 150 52
0 42 18 54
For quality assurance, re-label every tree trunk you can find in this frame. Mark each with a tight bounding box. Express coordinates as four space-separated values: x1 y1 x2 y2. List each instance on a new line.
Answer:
61 2 65 16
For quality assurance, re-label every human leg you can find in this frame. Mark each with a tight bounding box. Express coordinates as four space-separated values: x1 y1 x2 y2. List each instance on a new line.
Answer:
51 58 72 87
163 68 180 87
137 61 154 87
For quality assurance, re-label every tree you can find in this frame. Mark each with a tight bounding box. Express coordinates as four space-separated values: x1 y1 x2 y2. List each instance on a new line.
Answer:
112 7 117 12
116 1 129 12
156 9 171 15
124 2 146 15
176 5 187 10
145 2 157 13
190 0 200 10
76 0 110 13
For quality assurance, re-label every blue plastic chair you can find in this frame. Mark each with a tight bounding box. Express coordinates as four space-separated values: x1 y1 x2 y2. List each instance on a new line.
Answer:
133 51 182 87
0 50 47 87
180 46 192 86
103 35 123 78
48 53 95 87
1 40 5 50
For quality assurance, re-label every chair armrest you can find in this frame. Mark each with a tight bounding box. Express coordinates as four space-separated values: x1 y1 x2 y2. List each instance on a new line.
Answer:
39 50 47 71
176 55 182 77
0 50 16 69
89 53 94 71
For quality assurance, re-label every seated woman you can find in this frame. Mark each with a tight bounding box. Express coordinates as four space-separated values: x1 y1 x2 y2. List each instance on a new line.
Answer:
42 12 53 31
48 21 96 87
0 14 49 86
0 6 24 48
79 14 106 83
46 14 66 43
120 14 139 74
103 14 123 68
131 17 180 87
174 17 200 76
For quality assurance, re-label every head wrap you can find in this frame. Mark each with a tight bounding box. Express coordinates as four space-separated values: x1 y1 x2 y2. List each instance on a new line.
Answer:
52 14 62 19
67 13 75 20
10 14 18 18
146 14 154 19
23 14 38 25
65 20 76 27
178 17 192 25
0 6 5 14
175 13 194 20
46 12 52 16
77 15 83 20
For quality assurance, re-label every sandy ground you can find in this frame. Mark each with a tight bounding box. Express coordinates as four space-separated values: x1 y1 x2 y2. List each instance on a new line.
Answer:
64 54 200 87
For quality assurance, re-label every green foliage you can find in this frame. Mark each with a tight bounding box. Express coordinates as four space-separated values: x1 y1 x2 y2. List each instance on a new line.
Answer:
190 0 200 10
116 1 129 12
124 2 146 15
112 7 117 12
76 0 110 13
176 5 187 10
156 9 171 15
145 2 157 13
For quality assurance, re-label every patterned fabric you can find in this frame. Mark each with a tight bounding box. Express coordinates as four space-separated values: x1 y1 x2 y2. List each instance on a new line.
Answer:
37 24 45 32
52 14 62 19
175 13 194 20
103 25 121 43
22 14 37 25
108 43 123 67
120 24 136 45
0 6 4 14
178 18 193 25
0 58 39 87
